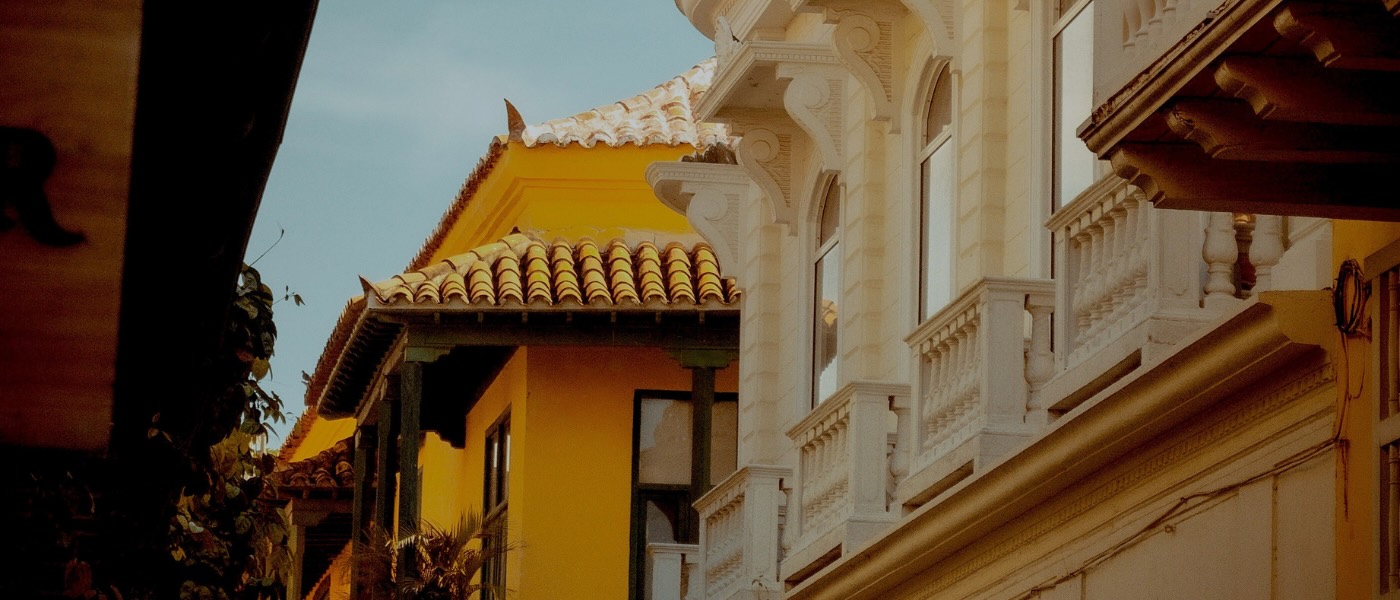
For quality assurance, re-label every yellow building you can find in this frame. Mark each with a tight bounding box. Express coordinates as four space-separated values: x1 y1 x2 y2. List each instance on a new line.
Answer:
282 61 745 600
646 1 1400 600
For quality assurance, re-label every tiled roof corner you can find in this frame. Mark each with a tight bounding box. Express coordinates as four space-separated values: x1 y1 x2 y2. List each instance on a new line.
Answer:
522 58 733 149
266 435 353 494
364 233 741 310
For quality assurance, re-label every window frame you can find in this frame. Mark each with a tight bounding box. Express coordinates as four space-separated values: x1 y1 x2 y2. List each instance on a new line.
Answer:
627 389 739 600
481 410 511 600
918 61 956 323
812 177 843 407
1369 240 1400 598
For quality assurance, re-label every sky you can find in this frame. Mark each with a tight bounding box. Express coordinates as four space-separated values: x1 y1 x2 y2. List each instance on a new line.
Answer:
246 1 715 443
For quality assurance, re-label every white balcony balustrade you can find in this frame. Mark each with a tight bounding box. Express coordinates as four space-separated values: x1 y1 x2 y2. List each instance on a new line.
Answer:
694 465 790 600
1093 0 1218 106
781 381 909 580
1042 175 1283 414
896 278 1055 506
648 543 701 600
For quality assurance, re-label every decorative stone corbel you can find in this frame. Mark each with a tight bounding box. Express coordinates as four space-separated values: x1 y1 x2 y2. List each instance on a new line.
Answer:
802 0 909 130
646 161 751 278
699 42 845 233
732 120 799 232
778 64 847 170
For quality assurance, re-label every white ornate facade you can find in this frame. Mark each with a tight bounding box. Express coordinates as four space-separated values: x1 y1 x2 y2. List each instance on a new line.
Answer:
648 1 1347 599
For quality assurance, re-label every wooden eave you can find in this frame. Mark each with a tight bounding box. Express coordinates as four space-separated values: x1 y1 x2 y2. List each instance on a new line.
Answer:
314 303 740 420
1080 0 1400 221
110 0 320 456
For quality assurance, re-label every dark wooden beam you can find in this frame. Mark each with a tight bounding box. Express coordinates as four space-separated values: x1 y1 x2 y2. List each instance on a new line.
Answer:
349 424 375 600
402 320 740 352
1164 98 1400 163
397 362 423 569
690 366 716 502
1214 56 1400 126
373 389 398 520
1274 2 1400 72
1112 142 1400 220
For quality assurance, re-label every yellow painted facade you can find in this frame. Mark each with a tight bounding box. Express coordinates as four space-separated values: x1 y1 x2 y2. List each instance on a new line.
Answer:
287 64 739 599
1333 221 1400 600
418 346 737 598
428 142 698 263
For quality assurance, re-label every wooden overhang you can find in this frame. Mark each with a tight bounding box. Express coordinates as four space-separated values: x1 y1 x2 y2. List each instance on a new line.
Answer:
312 235 743 439
109 0 320 456
1079 0 1400 221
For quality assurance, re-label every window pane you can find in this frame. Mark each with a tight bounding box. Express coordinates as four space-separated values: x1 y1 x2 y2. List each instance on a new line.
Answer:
709 401 737 485
818 180 840 245
921 143 954 319
813 246 841 404
1054 3 1095 208
924 67 952 145
638 398 692 485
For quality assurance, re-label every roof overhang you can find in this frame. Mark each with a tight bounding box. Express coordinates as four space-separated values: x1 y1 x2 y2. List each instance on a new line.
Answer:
1079 0 1400 221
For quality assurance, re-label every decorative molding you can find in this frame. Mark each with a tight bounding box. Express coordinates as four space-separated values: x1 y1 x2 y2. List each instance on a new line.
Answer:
736 126 797 230
904 361 1335 599
810 0 908 130
647 161 751 276
780 66 847 170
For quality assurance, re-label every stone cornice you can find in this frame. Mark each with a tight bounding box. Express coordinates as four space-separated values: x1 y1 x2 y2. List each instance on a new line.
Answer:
699 41 839 121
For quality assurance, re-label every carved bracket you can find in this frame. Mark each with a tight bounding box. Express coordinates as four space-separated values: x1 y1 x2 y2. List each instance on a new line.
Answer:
735 123 798 232
777 64 847 170
807 0 909 131
647 161 752 277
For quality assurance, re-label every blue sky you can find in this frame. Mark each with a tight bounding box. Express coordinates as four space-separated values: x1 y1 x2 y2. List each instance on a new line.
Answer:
247 1 715 442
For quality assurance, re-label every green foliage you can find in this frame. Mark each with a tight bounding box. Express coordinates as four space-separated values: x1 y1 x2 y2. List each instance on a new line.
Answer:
354 513 512 600
161 265 291 600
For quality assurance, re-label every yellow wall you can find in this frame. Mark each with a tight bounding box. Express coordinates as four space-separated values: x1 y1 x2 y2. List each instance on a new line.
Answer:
1333 220 1400 600
286 415 356 462
416 345 737 600
427 143 697 262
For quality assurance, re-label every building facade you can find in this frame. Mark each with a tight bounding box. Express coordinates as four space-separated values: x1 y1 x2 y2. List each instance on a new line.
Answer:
285 63 749 600
649 0 1394 598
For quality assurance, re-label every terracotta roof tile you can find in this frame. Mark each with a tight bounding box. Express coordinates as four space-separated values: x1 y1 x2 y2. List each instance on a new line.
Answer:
267 436 354 494
522 59 733 149
362 233 741 310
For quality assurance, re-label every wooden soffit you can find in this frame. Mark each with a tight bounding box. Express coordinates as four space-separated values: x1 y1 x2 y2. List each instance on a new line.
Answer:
1081 0 1400 221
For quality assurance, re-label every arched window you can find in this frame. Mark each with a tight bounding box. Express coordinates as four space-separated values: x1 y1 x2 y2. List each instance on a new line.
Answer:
812 178 841 406
920 64 954 321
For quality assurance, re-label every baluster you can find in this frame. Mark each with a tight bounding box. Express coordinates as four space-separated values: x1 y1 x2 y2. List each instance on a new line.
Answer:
1233 213 1256 298
1072 230 1094 347
1250 215 1283 294
1107 204 1129 321
889 393 910 490
1128 194 1151 312
1025 299 1055 427
1203 212 1240 310
1085 222 1108 342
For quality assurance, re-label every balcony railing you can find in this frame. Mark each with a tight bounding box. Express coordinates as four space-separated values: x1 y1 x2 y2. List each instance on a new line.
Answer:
693 465 790 600
1093 0 1220 105
782 381 908 578
647 543 700 600
896 277 1055 505
1042 175 1281 413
